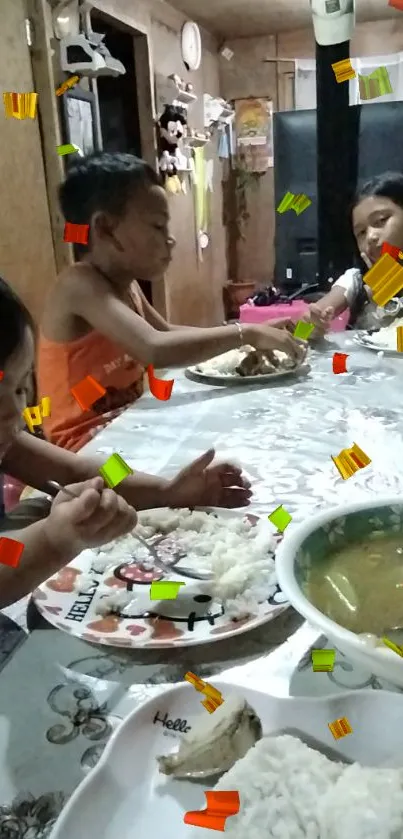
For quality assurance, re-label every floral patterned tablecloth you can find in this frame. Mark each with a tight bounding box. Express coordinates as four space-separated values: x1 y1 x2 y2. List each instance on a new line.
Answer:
2 331 403 838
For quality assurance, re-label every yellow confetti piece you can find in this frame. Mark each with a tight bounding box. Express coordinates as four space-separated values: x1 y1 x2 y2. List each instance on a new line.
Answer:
328 716 353 740
3 92 38 119
332 442 371 480
364 253 403 307
397 326 403 353
332 59 356 84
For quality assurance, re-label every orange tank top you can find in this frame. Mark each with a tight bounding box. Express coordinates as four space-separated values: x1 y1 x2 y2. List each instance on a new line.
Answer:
37 285 145 452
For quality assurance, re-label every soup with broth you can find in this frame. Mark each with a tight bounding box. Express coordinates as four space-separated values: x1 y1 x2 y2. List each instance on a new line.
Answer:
304 532 403 635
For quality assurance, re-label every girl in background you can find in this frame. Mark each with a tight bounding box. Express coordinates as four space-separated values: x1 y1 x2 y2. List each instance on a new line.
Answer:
307 172 403 332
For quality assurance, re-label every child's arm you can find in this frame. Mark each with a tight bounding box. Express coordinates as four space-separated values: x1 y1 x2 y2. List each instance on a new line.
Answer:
308 269 362 328
67 272 302 367
0 477 136 608
2 434 252 511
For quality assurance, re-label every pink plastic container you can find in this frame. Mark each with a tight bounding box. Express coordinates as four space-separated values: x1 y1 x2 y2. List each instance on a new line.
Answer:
239 301 350 332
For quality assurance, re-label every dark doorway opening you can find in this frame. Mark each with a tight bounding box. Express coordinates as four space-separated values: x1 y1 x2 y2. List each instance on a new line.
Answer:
91 12 153 304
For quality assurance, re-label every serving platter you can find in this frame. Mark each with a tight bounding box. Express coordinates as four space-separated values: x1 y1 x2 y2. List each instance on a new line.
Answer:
185 361 311 387
32 509 288 649
353 331 403 357
48 681 403 839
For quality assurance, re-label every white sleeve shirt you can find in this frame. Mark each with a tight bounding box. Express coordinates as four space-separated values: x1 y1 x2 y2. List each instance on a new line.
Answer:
332 268 363 307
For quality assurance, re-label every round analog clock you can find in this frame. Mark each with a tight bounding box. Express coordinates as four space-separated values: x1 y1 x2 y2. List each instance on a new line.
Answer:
181 21 202 71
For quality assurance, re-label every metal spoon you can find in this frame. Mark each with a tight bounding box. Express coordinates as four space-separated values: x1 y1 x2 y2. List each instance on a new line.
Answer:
46 480 213 582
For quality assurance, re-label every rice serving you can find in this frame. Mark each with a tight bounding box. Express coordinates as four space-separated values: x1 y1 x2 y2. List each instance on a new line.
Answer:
204 734 403 839
81 509 278 619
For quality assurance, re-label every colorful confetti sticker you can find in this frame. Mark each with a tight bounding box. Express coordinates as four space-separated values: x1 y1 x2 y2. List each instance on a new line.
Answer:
3 92 38 119
358 67 392 100
268 504 292 532
397 327 403 353
22 397 51 433
293 321 315 340
328 717 353 740
184 790 240 831
184 671 224 713
64 222 90 245
382 636 403 657
311 649 336 672
99 453 133 489
150 581 186 600
277 192 311 216
332 58 356 84
364 253 403 307
70 375 106 411
55 75 80 96
57 143 80 156
0 537 24 568
147 364 174 401
333 352 349 374
332 442 371 480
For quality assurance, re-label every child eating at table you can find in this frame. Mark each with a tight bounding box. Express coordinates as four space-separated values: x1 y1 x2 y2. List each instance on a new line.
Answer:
307 172 403 332
0 277 252 609
37 152 304 452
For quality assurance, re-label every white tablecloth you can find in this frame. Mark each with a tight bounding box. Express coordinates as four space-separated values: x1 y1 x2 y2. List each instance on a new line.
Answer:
1 332 403 837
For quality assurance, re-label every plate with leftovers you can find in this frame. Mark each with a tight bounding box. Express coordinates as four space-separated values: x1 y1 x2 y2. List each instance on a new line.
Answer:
353 319 403 355
49 681 403 839
32 508 288 649
185 345 310 386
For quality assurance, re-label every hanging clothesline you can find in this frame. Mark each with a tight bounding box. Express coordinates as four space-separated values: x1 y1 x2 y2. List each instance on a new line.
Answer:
294 51 403 109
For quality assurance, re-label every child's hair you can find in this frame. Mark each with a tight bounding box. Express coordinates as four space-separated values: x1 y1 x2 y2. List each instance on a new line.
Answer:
347 172 403 327
352 171 403 213
59 152 162 256
0 276 35 368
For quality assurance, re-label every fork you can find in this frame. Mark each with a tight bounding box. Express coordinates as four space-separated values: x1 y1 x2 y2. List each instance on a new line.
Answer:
46 481 213 582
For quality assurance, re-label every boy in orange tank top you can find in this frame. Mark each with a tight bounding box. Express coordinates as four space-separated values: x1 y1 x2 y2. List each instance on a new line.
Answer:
38 153 304 452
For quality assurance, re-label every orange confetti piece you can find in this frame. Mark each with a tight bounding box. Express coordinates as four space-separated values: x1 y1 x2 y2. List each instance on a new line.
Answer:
328 716 353 740
147 365 174 401
184 790 240 831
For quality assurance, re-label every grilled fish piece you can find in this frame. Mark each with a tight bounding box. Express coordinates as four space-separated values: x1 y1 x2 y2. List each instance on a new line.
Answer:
157 694 262 779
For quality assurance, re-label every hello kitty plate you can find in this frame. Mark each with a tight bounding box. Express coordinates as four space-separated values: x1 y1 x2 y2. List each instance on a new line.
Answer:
32 508 289 649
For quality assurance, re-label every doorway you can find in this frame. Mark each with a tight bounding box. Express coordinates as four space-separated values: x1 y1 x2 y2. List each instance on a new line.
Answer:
91 12 154 304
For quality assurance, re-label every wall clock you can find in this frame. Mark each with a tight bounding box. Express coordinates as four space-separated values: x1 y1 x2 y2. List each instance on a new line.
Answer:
181 21 202 71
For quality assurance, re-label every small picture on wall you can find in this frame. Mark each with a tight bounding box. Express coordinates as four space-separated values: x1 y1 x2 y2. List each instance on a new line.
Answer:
234 98 273 172
61 86 97 156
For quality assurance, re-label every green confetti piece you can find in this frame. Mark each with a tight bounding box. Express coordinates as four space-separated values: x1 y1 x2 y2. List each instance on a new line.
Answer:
311 649 336 671
99 453 133 489
268 504 292 532
57 143 79 156
277 191 295 213
150 581 186 600
293 320 315 340
293 194 312 215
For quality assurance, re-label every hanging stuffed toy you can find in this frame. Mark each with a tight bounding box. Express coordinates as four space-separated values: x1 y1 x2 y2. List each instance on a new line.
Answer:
157 104 188 194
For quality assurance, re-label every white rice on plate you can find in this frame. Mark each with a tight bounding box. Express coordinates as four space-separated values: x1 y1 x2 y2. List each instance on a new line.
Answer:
209 734 403 839
73 509 278 619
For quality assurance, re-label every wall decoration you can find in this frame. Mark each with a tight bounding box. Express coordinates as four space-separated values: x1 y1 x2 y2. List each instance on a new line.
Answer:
181 21 202 71
157 103 189 194
61 86 97 155
234 98 273 172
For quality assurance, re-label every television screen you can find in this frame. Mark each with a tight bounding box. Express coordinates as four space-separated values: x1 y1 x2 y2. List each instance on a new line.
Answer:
274 101 403 290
